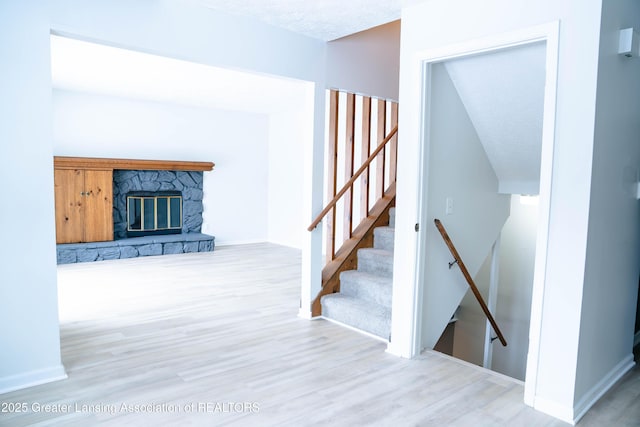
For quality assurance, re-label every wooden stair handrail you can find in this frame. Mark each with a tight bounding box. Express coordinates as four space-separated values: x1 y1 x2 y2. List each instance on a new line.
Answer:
434 219 507 347
308 125 398 231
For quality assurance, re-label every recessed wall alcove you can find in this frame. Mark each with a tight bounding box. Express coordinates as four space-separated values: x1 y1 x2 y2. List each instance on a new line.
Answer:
54 156 215 264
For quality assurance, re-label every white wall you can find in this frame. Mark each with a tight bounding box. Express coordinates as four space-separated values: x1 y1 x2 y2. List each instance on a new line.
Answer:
452 195 538 382
53 89 270 245
493 196 538 381
0 0 329 392
268 100 314 248
50 0 326 84
0 1 66 393
394 0 599 422
326 20 400 100
575 0 640 415
393 0 639 423
419 63 510 348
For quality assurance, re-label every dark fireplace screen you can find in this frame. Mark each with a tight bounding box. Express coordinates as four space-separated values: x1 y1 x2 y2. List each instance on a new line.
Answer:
126 191 182 237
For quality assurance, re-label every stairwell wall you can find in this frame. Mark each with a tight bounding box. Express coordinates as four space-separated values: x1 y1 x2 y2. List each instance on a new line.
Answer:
452 195 539 381
420 63 510 349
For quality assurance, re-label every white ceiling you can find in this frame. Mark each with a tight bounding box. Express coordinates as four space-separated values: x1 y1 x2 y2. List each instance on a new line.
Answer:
195 0 404 41
50 35 312 114
444 42 547 194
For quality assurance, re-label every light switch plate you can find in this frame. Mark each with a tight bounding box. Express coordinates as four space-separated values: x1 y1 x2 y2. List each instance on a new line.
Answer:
446 197 454 215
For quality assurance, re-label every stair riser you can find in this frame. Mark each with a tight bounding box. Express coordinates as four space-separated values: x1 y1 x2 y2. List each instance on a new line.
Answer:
358 251 393 276
340 277 392 307
321 295 391 339
373 227 395 251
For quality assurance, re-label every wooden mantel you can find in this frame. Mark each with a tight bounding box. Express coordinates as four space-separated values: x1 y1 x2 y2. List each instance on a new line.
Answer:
53 156 215 172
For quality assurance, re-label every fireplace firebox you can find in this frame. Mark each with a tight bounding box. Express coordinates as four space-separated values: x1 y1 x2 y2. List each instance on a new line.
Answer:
126 191 182 237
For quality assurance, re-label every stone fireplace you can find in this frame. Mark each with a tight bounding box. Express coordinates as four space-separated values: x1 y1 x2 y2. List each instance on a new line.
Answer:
54 156 215 264
113 170 204 240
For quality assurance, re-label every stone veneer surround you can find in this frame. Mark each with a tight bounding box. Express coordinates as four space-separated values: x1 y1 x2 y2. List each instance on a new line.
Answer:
113 170 204 239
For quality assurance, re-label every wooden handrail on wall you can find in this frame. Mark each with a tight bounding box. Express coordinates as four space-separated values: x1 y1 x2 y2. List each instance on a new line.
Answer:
307 125 398 232
434 219 508 347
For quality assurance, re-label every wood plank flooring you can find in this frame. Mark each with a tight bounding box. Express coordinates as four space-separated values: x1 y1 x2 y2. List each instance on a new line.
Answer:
1 243 638 426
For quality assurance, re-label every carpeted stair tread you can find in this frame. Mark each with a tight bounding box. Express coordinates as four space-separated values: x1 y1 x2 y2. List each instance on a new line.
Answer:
389 207 396 228
339 270 393 307
357 248 394 276
321 293 391 339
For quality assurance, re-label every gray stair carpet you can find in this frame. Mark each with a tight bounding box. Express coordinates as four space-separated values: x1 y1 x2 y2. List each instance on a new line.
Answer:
321 207 395 340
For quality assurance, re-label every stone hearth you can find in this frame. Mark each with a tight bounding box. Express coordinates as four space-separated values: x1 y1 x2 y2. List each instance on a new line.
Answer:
56 233 214 264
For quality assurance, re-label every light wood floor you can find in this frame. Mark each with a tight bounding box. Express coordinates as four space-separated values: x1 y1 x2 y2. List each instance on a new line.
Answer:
1 243 638 426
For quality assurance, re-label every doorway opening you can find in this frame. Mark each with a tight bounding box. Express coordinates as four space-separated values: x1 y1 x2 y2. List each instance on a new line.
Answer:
426 42 546 381
410 23 560 404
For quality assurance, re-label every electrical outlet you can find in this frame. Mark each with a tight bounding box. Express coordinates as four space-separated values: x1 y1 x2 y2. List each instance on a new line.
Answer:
446 197 454 215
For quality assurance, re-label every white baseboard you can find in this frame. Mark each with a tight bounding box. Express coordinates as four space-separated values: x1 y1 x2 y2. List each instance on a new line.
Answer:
320 316 390 344
532 353 636 425
572 354 636 424
265 240 302 250
0 365 67 395
216 240 301 249
297 308 313 320
385 341 406 358
533 396 575 425
214 239 267 247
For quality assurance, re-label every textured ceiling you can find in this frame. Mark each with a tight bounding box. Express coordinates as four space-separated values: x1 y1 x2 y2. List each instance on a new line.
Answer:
196 0 403 40
445 42 547 195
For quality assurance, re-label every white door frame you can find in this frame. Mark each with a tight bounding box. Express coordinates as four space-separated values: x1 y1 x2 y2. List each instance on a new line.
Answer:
406 21 559 405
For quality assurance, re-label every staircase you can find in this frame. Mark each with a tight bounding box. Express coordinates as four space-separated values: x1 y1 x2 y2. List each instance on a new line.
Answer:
309 87 510 349
321 208 395 340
